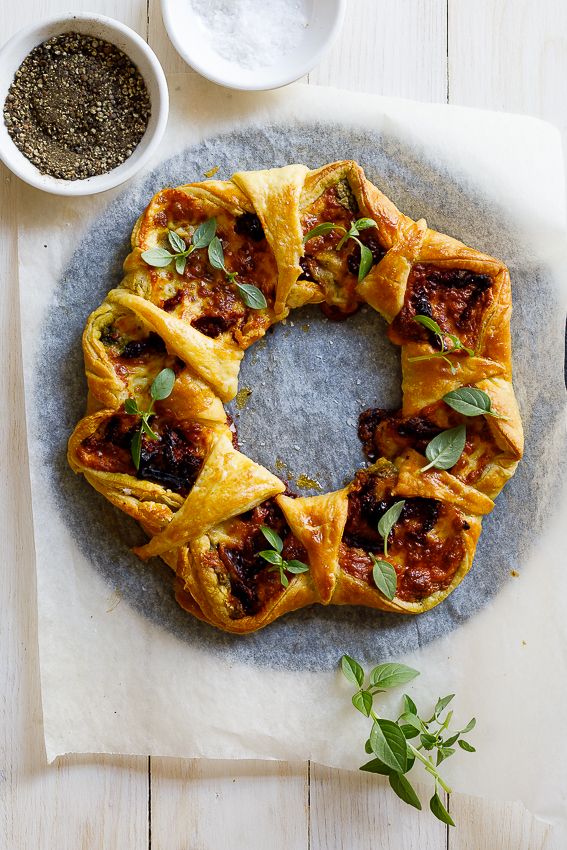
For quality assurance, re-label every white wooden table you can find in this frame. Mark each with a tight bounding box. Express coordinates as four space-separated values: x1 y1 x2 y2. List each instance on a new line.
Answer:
1 1 564 847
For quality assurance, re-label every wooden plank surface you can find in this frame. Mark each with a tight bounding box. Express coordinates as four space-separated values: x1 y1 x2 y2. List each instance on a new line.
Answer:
1 0 564 848
0 3 151 850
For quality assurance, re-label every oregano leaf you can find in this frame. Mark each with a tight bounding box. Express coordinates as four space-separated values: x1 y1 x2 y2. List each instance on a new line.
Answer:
141 246 174 267
458 740 476 752
354 217 377 231
389 772 422 810
400 724 420 740
207 236 225 270
420 425 466 472
235 282 268 310
369 663 419 690
370 719 408 773
436 746 455 766
413 314 444 337
260 525 283 553
377 500 405 556
192 218 217 248
430 792 455 827
403 694 418 716
370 555 397 600
168 230 186 253
443 387 502 418
340 654 364 688
352 689 373 717
460 717 476 734
124 398 139 415
131 429 142 470
360 757 393 776
303 222 338 242
258 550 283 566
285 560 309 574
358 243 374 282
434 694 455 718
175 255 187 275
140 417 158 440
150 367 176 401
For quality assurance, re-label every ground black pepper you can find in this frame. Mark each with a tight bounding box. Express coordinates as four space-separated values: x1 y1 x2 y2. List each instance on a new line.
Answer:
3 32 151 180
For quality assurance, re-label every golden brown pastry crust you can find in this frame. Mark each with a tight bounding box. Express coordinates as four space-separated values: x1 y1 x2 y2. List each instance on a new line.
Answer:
68 160 523 633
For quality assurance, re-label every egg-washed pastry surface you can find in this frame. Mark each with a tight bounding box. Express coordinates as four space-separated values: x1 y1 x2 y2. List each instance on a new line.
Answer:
68 160 523 634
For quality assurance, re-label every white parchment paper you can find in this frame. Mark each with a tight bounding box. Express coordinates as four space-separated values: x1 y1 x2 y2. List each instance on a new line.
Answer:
18 76 567 827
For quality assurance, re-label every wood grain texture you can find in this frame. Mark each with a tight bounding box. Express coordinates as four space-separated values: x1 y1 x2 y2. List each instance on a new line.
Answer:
310 765 447 850
447 1 562 845
449 0 567 140
448 795 552 850
309 0 448 103
150 759 308 850
0 3 150 850
1 0 564 847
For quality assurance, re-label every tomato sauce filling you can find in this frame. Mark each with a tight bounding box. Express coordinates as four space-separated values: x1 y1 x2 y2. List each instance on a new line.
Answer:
358 401 497 487
300 181 386 319
339 468 468 601
77 411 208 496
389 264 493 350
146 190 278 344
207 497 308 619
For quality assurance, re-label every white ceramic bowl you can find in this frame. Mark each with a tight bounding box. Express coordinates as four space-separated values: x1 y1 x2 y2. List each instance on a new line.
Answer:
0 13 169 196
161 0 346 91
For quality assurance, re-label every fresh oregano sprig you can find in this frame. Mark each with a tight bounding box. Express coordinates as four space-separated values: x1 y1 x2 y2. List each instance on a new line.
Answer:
124 367 175 470
408 315 475 374
340 655 476 826
258 526 309 588
142 219 267 311
141 219 217 275
208 235 268 310
369 501 405 601
303 217 377 282
420 425 466 473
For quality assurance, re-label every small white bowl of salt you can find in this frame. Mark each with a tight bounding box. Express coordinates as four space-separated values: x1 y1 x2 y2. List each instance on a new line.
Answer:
161 0 346 90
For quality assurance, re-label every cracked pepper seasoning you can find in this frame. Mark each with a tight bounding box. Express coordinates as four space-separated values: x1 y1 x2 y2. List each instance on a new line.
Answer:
3 32 151 180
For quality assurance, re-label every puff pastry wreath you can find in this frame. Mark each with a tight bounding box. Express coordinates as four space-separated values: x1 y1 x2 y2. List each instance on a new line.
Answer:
68 161 523 634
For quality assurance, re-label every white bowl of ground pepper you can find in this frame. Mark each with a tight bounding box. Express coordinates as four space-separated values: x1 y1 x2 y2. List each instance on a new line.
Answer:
161 0 346 91
0 13 168 195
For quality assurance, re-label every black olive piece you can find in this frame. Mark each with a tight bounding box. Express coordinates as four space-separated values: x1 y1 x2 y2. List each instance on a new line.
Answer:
234 213 265 242
192 315 235 338
120 333 166 358
347 235 386 276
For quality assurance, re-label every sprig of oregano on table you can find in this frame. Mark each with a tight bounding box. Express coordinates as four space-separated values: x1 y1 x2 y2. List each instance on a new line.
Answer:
369 500 405 601
141 218 267 311
340 655 476 826
302 217 377 282
408 315 475 374
258 526 309 588
124 367 175 470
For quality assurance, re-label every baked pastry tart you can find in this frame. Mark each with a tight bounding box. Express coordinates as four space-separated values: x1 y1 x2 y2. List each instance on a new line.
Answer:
68 160 523 633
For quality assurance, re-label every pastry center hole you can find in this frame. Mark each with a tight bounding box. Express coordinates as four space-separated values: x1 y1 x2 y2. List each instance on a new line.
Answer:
227 304 402 494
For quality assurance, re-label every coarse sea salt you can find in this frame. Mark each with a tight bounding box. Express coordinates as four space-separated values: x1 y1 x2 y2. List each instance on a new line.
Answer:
189 0 309 70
